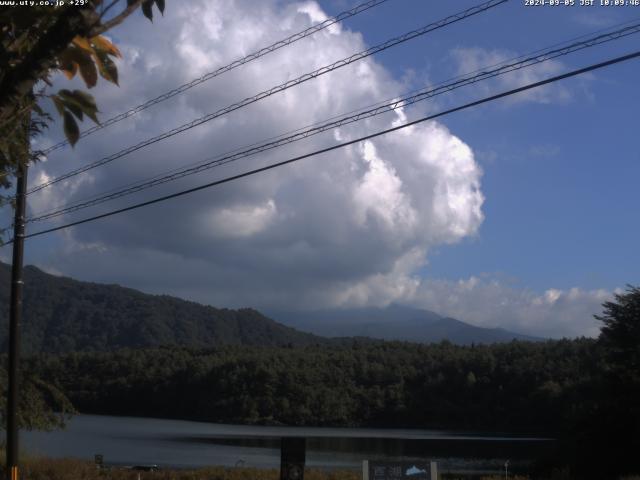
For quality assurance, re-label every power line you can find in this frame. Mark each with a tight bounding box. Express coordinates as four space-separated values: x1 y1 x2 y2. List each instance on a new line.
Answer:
40 0 392 155
26 22 640 223
25 0 508 196
10 49 639 244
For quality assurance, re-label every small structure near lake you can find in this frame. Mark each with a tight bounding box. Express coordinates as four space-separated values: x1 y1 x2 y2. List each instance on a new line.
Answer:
362 460 438 480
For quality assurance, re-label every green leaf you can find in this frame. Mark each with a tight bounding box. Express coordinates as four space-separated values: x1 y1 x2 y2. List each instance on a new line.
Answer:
70 90 99 124
103 56 118 86
94 51 119 86
142 0 153 21
51 95 65 117
154 0 165 14
57 90 100 125
68 90 97 111
63 111 80 147
82 107 99 125
64 102 83 121
57 89 83 118
77 56 98 88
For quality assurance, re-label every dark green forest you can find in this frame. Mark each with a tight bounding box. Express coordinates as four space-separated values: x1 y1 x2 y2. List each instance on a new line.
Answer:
21 339 597 432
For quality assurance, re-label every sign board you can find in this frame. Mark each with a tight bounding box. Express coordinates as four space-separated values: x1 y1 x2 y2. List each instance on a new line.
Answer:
363 460 438 480
94 454 103 466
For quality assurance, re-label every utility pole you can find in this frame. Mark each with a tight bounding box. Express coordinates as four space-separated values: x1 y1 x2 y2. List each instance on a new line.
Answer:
6 161 28 480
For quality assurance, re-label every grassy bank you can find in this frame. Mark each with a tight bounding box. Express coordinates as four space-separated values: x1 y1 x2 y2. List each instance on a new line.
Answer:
2 456 640 480
0 456 529 480
3 457 360 480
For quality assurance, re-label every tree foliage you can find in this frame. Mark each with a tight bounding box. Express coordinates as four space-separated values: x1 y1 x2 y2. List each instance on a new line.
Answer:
544 286 640 478
0 0 166 188
596 285 640 374
576 285 640 478
0 363 75 431
24 340 599 433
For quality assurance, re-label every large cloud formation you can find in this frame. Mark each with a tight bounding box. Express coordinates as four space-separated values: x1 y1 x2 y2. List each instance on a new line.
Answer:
24 0 483 308
13 0 610 338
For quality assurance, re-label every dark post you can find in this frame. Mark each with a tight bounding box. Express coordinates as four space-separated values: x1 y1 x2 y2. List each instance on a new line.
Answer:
280 437 306 480
6 162 28 480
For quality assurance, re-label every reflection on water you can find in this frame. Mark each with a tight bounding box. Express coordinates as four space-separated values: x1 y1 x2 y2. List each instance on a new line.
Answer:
22 414 554 474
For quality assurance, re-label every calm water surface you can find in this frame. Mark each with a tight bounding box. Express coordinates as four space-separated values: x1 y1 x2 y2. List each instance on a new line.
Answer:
22 414 553 473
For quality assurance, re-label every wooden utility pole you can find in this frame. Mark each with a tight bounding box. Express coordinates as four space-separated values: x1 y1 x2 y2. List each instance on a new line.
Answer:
6 161 28 480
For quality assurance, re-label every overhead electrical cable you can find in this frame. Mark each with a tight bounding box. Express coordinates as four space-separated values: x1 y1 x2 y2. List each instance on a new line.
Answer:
7 49 638 244
25 22 640 223
25 0 508 196
257 15 640 134
41 0 392 154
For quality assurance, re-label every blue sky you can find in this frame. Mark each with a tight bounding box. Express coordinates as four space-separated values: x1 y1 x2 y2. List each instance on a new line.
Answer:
4 0 639 337
324 0 640 292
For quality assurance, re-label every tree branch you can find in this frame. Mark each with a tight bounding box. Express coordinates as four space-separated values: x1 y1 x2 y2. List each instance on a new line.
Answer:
99 0 122 21
88 0 143 37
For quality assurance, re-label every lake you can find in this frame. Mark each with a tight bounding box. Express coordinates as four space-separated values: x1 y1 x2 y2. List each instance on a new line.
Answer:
22 414 554 475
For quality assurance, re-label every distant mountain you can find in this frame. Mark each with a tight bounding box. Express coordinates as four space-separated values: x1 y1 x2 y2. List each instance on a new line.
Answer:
0 262 324 354
268 304 542 345
0 262 540 353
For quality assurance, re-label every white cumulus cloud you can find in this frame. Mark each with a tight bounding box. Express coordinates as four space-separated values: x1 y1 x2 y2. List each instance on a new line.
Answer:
406 276 613 338
9 1 501 327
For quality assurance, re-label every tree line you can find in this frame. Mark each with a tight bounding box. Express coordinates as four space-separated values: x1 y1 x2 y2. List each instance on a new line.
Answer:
15 339 600 432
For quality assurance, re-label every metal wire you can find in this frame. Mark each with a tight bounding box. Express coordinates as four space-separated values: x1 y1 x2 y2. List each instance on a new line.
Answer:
26 22 640 223
26 0 508 196
12 49 640 243
40 0 392 155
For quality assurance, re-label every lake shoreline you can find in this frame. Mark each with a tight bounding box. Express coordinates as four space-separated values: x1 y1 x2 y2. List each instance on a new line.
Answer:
56 411 556 440
21 413 553 474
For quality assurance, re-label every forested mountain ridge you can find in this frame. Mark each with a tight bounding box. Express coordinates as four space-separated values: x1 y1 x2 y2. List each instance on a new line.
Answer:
0 262 538 353
0 262 323 353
